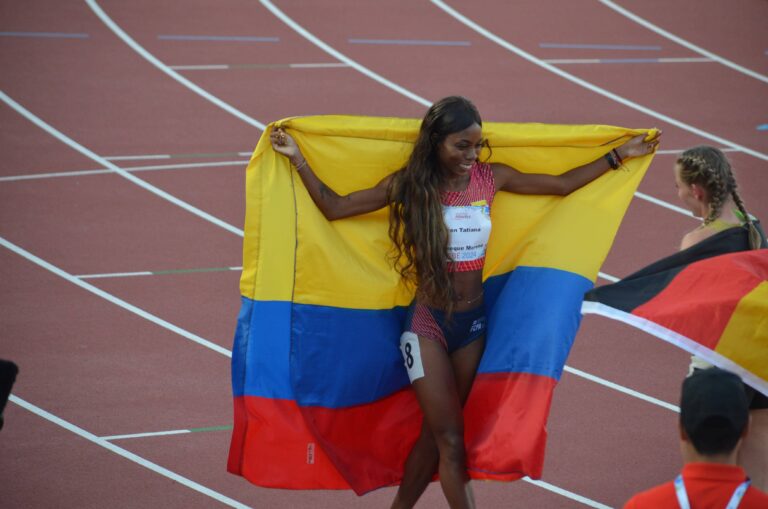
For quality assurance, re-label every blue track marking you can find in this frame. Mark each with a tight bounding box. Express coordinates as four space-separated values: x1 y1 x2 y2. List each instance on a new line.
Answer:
539 42 662 51
157 35 279 42
0 31 89 39
758 124 768 131
348 38 470 46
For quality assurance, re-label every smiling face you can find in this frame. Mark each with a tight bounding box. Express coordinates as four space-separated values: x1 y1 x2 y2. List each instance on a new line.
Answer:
436 122 484 179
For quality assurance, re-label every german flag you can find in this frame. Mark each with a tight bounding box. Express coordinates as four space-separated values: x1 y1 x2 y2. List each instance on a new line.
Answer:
583 226 768 396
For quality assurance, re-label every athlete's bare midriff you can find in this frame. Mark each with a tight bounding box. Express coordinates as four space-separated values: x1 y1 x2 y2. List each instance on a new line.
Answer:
451 269 485 312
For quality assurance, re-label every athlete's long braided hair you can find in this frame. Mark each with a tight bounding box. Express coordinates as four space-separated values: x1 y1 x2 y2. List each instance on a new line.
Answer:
387 97 483 312
676 146 762 249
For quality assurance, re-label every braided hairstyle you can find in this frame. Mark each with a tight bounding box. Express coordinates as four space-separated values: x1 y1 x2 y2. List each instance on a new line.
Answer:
676 146 762 249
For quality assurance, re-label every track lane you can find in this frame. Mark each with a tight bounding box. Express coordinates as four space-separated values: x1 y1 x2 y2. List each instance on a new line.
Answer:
0 0 257 159
0 103 97 177
0 401 246 509
600 0 768 77
0 172 242 274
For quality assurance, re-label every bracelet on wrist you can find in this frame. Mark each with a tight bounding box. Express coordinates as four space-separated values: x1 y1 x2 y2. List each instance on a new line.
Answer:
612 148 624 165
605 151 620 170
292 158 308 171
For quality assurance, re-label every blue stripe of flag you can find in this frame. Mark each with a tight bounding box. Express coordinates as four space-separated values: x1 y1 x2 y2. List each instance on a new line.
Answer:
232 266 592 407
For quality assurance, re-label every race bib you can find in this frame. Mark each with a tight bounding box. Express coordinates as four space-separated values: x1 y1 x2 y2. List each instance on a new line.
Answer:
400 332 424 382
443 203 492 262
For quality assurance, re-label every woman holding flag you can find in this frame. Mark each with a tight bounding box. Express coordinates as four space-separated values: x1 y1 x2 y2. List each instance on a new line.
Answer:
270 96 659 508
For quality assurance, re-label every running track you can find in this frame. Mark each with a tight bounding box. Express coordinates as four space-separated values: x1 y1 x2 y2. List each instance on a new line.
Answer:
1 1 766 507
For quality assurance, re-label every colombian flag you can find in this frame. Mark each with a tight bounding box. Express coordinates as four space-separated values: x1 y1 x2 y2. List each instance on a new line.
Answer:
228 115 657 494
582 227 768 396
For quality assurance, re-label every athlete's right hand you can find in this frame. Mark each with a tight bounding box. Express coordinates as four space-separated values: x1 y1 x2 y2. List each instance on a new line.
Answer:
270 128 301 161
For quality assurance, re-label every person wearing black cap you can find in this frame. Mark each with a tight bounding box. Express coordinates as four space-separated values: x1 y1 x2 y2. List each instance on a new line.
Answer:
624 367 768 508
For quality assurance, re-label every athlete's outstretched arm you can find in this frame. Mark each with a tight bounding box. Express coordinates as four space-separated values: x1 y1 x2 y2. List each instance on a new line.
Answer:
492 132 661 196
270 128 392 220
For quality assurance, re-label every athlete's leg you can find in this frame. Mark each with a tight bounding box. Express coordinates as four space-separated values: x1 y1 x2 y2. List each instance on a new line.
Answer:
391 419 438 508
391 336 485 509
451 336 485 403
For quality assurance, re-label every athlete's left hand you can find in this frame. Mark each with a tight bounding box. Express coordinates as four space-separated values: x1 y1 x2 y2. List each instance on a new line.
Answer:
617 130 662 160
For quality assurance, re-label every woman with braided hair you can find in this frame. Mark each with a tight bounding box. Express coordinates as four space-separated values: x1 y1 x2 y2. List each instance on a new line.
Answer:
674 145 768 490
271 96 659 508
675 146 763 251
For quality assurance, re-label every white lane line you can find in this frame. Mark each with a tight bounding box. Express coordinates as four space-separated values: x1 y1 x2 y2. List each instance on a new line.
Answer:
75 266 243 279
170 62 350 70
106 154 172 161
522 477 612 509
0 236 233 358
0 91 243 237
656 147 739 155
106 152 253 160
598 0 768 85
85 0 266 130
102 429 191 440
597 272 620 283
10 396 251 509
0 160 248 183
259 0 431 107
564 365 679 412
77 271 154 279
430 0 768 162
543 57 713 64
635 191 694 217
102 425 232 441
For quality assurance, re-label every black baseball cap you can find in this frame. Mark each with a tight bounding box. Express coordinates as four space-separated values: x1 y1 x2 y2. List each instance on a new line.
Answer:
680 367 749 455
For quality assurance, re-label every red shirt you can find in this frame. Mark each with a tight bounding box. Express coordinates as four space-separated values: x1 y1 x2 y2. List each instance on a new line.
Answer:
624 463 768 508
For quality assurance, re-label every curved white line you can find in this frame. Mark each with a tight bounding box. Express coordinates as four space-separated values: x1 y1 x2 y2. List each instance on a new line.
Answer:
522 477 612 509
635 191 694 217
564 365 679 412
0 237 232 358
430 0 768 162
0 90 244 237
0 236 233 357
259 0 431 107
10 396 250 509
598 0 768 85
85 0 266 130
0 160 249 183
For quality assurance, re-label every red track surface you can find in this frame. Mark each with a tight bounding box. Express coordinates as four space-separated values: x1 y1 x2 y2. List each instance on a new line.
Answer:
1 1 766 507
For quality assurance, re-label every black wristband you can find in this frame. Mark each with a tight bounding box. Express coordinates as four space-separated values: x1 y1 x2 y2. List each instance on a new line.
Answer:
605 151 619 170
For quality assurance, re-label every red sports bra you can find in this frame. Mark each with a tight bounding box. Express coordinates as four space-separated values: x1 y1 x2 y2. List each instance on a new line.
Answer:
442 162 496 272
